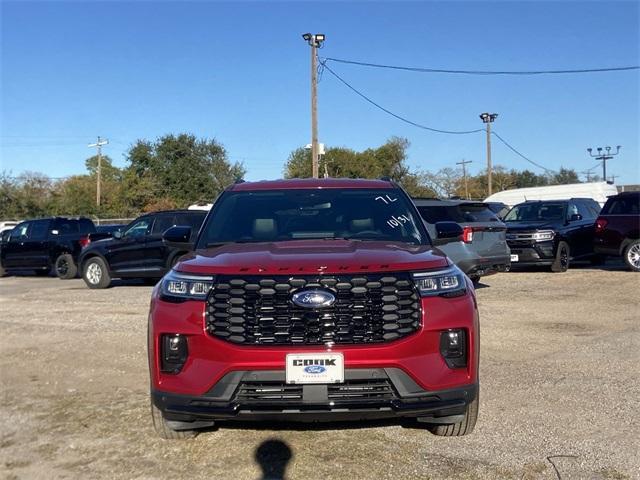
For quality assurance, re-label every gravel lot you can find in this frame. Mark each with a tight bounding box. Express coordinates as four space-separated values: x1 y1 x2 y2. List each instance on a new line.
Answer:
1 264 638 480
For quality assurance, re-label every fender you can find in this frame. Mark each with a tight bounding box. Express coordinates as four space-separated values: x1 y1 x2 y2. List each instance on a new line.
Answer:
619 236 639 255
79 251 113 276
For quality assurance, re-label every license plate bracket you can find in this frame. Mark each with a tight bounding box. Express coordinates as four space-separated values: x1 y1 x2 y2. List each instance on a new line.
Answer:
285 353 344 384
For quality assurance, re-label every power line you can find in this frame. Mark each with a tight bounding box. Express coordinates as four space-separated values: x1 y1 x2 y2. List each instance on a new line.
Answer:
319 60 484 135
490 131 555 173
323 57 640 76
320 60 556 173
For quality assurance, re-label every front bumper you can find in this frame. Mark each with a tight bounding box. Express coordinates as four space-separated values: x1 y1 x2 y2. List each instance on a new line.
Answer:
152 368 477 423
507 241 555 266
456 254 511 277
149 289 479 398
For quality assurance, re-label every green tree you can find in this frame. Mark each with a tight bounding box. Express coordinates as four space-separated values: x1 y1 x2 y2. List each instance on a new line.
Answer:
551 167 581 185
283 137 436 197
125 134 245 209
510 169 549 188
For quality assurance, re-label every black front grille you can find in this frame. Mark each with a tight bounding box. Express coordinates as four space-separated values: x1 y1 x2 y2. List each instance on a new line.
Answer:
235 379 397 405
205 274 421 345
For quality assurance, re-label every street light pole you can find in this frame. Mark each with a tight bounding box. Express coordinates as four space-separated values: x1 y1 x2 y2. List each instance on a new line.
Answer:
302 33 325 178
587 145 621 181
479 113 498 196
88 136 109 206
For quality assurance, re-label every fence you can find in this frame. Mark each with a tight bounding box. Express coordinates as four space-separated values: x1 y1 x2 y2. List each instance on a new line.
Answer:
92 217 135 225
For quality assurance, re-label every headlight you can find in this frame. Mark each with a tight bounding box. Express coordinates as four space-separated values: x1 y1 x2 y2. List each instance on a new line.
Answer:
412 266 467 298
532 230 555 242
160 270 214 300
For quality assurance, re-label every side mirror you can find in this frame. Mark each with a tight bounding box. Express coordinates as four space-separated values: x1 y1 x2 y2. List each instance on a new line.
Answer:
113 230 123 239
433 221 463 246
163 226 194 249
569 213 582 222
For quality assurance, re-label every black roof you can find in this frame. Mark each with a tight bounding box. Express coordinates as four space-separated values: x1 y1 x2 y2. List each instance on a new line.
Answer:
519 198 598 203
138 209 207 216
412 198 488 206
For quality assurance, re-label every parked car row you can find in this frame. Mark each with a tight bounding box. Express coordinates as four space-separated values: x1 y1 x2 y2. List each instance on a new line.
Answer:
0 191 638 287
0 210 207 287
413 192 639 276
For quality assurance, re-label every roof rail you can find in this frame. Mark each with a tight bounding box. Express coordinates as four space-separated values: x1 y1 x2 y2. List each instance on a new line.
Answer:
234 178 245 184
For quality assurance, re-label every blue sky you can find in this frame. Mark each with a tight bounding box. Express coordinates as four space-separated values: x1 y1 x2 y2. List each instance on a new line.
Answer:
1 1 638 185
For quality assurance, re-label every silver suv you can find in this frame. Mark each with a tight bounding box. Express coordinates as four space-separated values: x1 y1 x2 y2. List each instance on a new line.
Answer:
413 199 511 285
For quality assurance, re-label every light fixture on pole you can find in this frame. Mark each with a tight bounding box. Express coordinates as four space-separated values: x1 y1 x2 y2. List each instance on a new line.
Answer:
302 33 326 178
587 145 621 181
479 113 498 196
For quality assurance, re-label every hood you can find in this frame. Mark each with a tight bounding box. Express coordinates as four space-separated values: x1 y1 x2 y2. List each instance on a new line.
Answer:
176 239 449 275
505 220 559 232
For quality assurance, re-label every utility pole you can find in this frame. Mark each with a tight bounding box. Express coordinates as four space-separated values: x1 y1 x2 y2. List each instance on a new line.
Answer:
302 33 325 178
479 113 498 196
587 145 621 181
88 136 109 206
456 159 473 199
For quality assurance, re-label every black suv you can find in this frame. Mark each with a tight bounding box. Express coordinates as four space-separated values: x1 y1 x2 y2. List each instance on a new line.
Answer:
0 217 96 277
78 210 206 288
504 198 601 272
594 191 640 271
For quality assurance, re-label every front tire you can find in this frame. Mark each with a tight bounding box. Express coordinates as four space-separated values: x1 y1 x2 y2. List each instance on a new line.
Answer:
469 275 481 287
82 257 111 289
150 401 198 440
623 240 640 272
55 253 78 279
551 241 570 273
427 392 479 437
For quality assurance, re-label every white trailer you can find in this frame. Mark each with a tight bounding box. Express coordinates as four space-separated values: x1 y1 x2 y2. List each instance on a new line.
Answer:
484 182 618 208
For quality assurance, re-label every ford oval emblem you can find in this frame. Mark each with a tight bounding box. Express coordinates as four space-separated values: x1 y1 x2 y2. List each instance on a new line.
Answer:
291 289 336 309
304 365 326 374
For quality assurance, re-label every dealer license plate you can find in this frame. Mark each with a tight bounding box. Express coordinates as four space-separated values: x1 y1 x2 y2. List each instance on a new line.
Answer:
510 254 519 262
285 353 344 384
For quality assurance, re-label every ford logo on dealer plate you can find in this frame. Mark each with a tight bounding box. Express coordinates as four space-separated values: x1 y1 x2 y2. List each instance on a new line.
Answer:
304 365 326 374
291 289 336 309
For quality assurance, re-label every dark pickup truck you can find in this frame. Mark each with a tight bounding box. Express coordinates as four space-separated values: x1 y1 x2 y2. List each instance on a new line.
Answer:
0 217 96 278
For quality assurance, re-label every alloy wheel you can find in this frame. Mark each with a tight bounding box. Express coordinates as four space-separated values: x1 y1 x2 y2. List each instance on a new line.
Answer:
86 263 102 284
628 244 640 269
56 258 68 276
560 247 568 269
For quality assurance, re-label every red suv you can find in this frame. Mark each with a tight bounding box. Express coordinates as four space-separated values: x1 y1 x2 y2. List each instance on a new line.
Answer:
148 179 479 439
594 191 640 271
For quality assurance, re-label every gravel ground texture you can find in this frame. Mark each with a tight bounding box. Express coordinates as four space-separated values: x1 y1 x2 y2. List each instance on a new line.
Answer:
0 264 638 480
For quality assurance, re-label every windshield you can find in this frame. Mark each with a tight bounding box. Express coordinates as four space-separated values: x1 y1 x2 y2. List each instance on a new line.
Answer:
504 202 566 222
196 189 427 247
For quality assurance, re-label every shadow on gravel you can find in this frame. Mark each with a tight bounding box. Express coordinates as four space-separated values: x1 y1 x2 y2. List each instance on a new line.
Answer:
254 438 292 480
59 278 158 290
508 258 629 273
206 417 427 433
